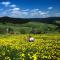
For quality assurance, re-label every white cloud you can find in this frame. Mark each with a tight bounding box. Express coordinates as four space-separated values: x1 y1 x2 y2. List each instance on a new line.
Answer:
0 7 50 18
22 9 29 12
10 9 29 18
0 1 51 18
55 13 60 17
22 12 28 15
39 11 47 15
31 9 39 12
0 1 60 18
10 4 16 8
12 7 20 11
30 10 49 18
6 8 50 18
0 2 55 18
1 1 11 7
48 7 53 10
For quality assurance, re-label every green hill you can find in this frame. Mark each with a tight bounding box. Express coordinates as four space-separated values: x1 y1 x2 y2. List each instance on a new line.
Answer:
0 21 60 34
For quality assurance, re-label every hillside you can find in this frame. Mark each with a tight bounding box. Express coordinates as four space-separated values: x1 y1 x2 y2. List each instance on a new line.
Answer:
0 16 60 34
0 22 60 34
0 16 60 26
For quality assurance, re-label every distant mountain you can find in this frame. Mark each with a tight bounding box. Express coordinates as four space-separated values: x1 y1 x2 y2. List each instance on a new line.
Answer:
29 17 60 26
0 16 60 26
0 16 30 24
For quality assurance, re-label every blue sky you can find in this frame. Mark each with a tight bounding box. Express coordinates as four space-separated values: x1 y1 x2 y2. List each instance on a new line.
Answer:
0 0 60 18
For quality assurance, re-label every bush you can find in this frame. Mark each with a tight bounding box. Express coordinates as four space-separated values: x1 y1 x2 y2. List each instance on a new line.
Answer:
8 27 14 34
20 29 26 34
0 28 6 34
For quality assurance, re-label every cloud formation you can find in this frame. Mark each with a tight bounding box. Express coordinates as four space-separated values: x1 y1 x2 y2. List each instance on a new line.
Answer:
1 1 11 7
0 1 59 18
48 7 53 10
10 4 16 8
55 13 60 17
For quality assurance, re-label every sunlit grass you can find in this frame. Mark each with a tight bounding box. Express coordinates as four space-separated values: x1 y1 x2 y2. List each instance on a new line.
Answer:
0 34 60 60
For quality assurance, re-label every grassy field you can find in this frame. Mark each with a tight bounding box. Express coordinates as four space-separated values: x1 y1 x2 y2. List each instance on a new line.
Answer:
0 34 60 60
0 22 59 34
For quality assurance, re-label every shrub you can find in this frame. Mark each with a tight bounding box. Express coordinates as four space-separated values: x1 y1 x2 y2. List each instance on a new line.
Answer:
20 29 26 34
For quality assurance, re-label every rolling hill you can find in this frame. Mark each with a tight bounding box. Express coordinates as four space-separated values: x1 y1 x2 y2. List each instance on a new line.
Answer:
0 16 60 34
0 16 60 26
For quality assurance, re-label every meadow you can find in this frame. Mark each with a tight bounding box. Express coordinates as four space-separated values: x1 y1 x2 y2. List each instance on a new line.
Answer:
0 34 60 60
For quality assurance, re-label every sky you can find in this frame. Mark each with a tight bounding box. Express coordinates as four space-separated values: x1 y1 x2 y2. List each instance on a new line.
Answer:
0 0 60 18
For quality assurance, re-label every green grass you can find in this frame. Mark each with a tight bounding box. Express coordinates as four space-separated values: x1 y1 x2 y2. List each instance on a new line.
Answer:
0 22 59 34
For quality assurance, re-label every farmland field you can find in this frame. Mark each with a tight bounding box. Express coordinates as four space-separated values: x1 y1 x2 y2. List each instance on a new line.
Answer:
0 34 60 60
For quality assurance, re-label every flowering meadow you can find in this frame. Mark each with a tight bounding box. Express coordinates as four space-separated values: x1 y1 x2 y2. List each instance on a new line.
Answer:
0 34 60 60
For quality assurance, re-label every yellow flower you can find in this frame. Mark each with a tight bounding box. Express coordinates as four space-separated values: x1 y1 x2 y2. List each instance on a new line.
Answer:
21 53 25 57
